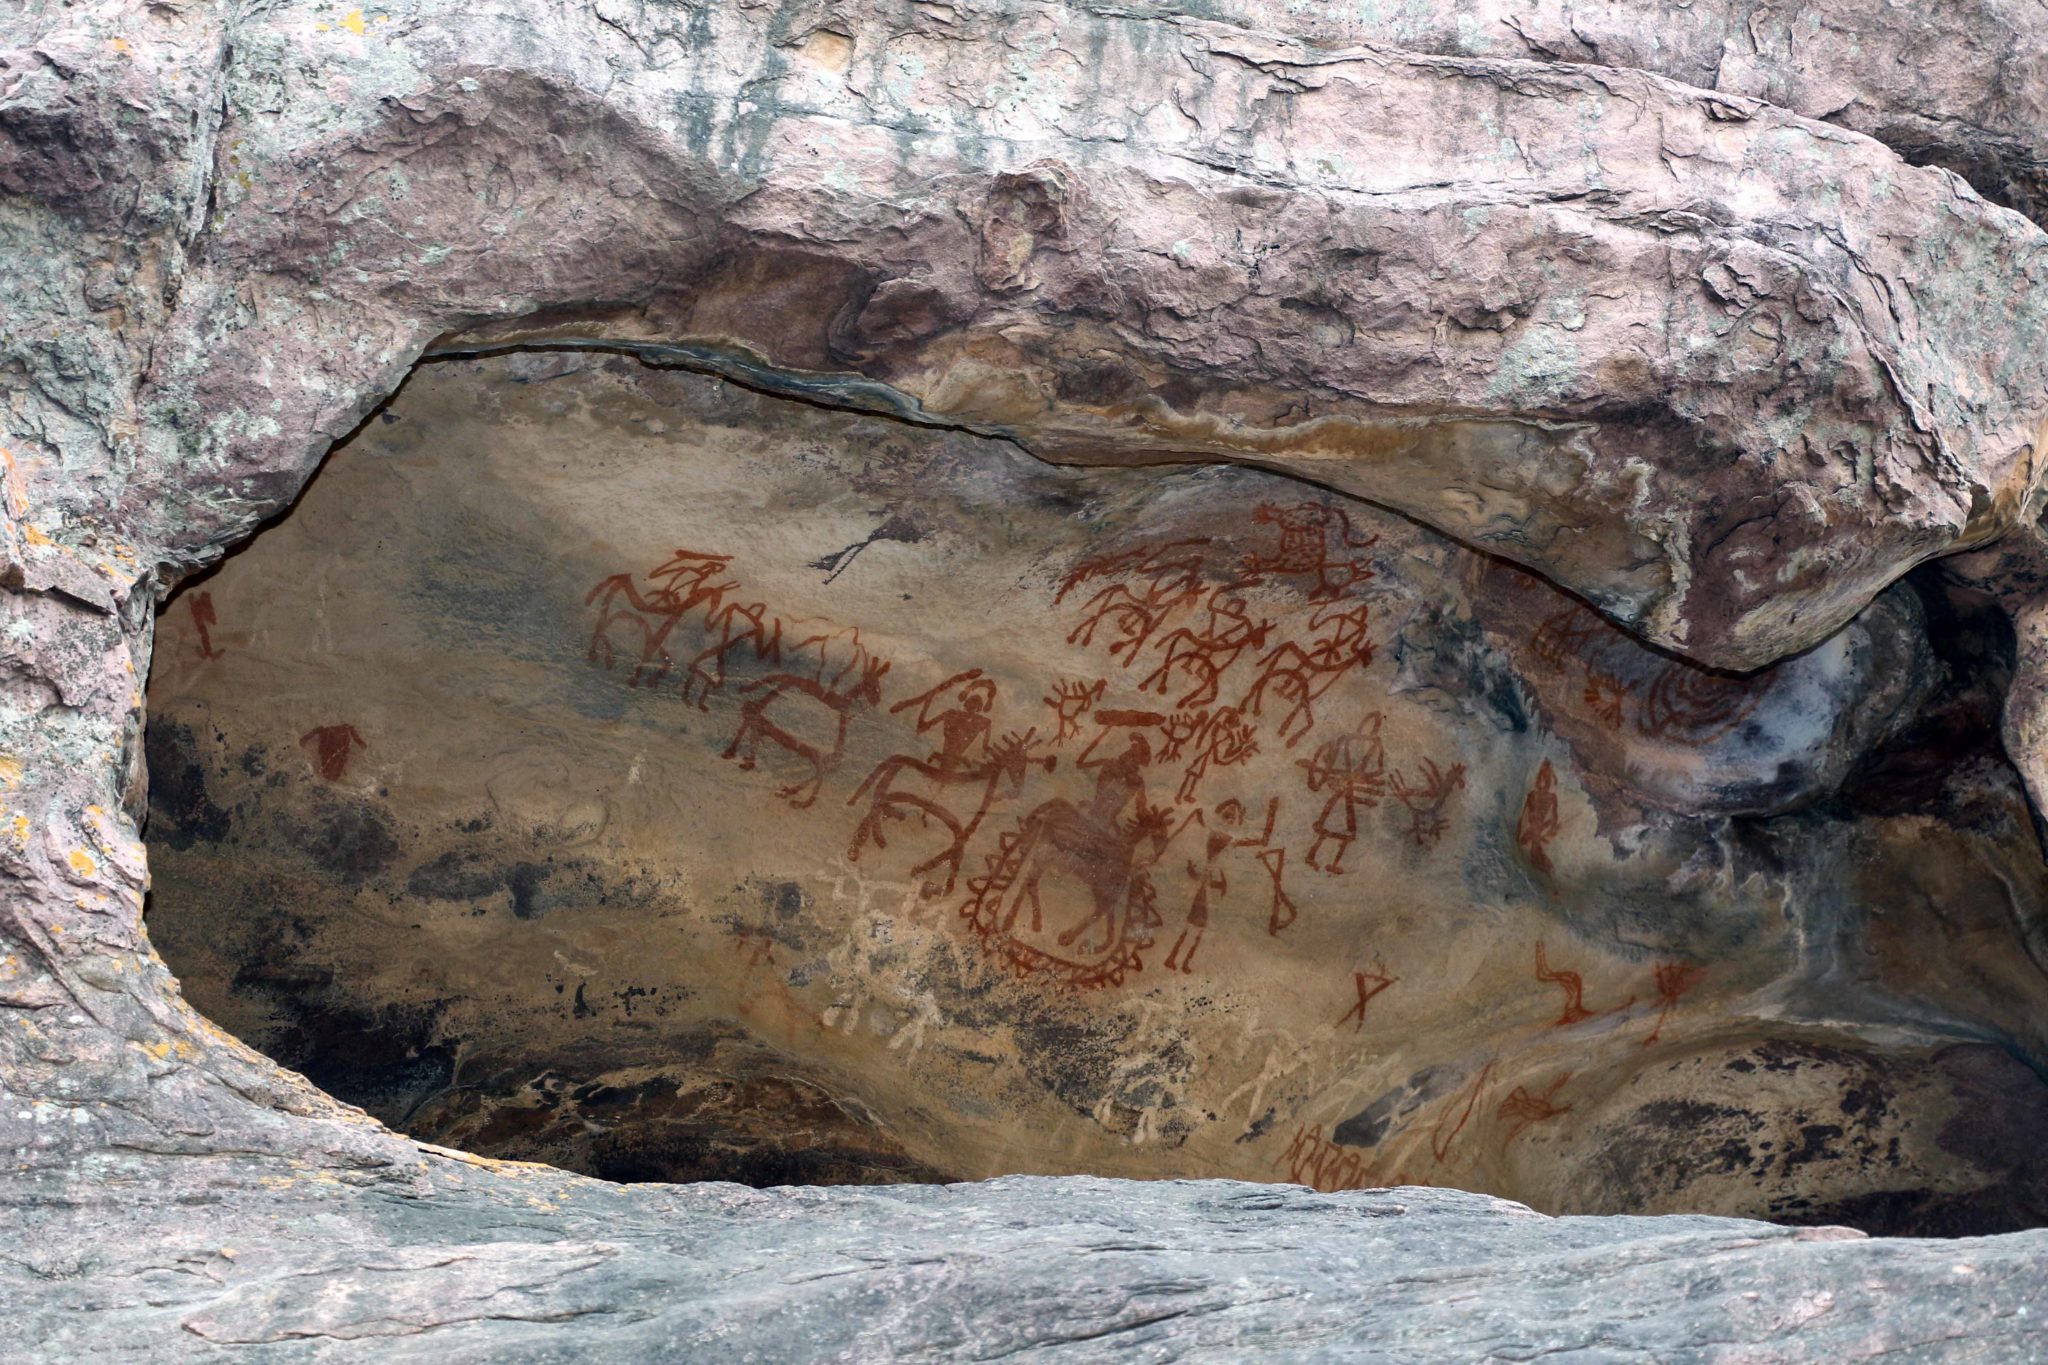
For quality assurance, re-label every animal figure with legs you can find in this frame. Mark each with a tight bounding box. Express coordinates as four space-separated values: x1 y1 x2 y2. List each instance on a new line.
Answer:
724 651 891 808
1242 602 1374 747
976 723 1173 965
848 671 1056 898
1239 501 1377 601
1142 592 1272 708
585 550 738 688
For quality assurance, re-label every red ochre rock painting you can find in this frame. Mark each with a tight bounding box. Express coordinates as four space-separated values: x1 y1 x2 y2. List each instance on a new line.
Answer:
136 343 2048 1240
582 505 1429 992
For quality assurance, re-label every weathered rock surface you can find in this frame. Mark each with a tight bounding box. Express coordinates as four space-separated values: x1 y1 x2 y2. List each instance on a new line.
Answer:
4 0 2048 1356
140 350 2048 1236
1149 1 2048 225
8 0 2048 670
10 1156 2048 1362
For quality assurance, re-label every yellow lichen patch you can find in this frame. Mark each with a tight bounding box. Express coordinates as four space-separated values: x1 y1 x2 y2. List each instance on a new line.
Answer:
11 816 29 843
418 1140 560 1175
22 526 50 547
0 757 20 790
110 37 131 53
67 849 97 877
140 1039 173 1061
795 29 856 75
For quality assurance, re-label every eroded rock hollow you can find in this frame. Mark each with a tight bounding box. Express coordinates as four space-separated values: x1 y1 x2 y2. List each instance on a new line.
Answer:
143 345 2048 1233
11 0 2048 1353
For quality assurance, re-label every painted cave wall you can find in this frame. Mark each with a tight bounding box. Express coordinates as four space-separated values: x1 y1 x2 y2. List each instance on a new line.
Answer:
142 350 2048 1233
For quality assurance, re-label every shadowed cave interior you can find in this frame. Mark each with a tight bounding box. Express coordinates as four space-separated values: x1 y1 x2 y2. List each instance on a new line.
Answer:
140 346 2048 1234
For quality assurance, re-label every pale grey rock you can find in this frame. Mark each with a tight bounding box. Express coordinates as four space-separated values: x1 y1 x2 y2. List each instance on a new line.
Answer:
1134 0 2048 225
8 1157 2048 1362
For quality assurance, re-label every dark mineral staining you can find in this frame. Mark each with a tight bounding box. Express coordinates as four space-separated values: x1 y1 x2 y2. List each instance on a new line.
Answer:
508 860 555 918
1837 1077 1893 1131
1634 1098 1763 1130
1775 1184 2048 1239
1236 1107 1279 1144
613 984 659 1016
1586 1097 1765 1197
231 960 336 993
406 849 505 901
256 993 455 1129
1011 1007 1131 1120
1747 1038 1861 1075
409 1067 954 1188
1837 568 2020 823
286 791 401 884
1933 1044 2048 1174
761 878 809 919
142 718 232 848
404 843 644 920
1334 1066 1456 1149
1779 1123 1846 1174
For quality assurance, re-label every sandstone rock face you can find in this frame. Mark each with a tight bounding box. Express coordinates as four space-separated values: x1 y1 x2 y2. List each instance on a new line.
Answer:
12 1167 2048 1362
142 350 2048 1235
42 0 2048 672
5 0 2048 1354
1169 1 2048 224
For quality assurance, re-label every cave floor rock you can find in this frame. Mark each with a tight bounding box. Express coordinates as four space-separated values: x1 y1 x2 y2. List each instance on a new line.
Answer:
7 1156 2044 1362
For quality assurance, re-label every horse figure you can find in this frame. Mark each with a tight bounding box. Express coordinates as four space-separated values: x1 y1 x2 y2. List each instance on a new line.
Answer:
986 732 1172 958
1061 540 1213 668
1066 581 1165 663
684 599 783 709
1140 592 1273 708
1241 602 1374 747
585 552 735 688
846 728 1055 898
585 574 686 687
723 653 891 807
1000 798 1175 958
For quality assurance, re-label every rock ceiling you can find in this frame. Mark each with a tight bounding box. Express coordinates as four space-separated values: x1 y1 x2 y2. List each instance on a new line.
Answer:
144 349 2048 1232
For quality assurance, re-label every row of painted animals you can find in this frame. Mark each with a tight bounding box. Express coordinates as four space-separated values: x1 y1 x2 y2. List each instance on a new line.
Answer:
582 542 1475 989
587 550 891 806
1057 502 1380 745
585 506 1381 825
